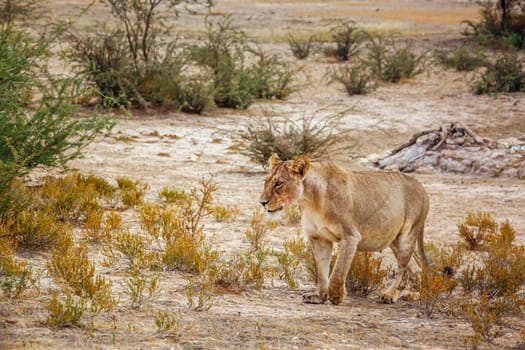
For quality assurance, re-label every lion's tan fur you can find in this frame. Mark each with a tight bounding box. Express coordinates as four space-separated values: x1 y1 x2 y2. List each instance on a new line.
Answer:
259 154 430 305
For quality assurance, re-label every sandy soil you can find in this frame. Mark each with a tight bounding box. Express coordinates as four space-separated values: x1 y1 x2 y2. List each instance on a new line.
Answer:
2 1 525 349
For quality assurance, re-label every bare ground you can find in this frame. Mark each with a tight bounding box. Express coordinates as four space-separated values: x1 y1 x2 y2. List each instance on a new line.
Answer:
2 1 525 349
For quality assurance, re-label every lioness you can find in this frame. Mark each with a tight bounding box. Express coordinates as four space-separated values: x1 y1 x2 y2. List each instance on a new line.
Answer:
259 154 431 305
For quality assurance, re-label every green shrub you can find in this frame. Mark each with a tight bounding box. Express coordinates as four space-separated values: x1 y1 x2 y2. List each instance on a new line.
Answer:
328 21 364 61
241 111 354 168
288 33 315 59
328 62 376 95
191 15 294 109
366 36 426 82
66 0 214 111
435 46 488 71
0 26 114 203
463 0 525 49
473 52 525 94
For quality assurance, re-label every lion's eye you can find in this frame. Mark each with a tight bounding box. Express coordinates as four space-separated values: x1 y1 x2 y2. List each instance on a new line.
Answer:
274 182 282 189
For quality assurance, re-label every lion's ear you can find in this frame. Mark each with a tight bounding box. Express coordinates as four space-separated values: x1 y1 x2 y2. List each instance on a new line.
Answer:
289 155 310 179
268 153 282 170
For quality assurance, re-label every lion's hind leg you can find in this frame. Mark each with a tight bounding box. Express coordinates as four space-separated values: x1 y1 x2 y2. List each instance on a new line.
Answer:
381 228 418 304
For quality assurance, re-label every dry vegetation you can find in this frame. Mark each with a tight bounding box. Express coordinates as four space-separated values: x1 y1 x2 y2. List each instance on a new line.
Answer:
2 1 525 349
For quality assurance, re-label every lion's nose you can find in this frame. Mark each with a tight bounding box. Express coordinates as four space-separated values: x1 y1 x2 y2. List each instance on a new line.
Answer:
260 199 269 207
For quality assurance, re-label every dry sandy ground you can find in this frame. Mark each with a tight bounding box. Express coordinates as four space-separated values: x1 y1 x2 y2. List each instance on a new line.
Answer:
2 1 525 349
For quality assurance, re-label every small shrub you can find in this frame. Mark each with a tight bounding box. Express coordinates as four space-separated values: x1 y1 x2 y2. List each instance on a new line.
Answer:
276 234 308 289
11 209 71 250
288 33 315 59
366 36 426 82
65 0 214 110
346 252 388 297
117 177 148 206
154 308 183 340
473 53 525 94
248 46 295 100
208 204 239 223
419 264 456 317
110 230 151 269
139 202 161 240
185 274 214 311
328 62 376 95
0 241 34 298
328 21 364 61
47 237 115 311
122 268 160 308
191 15 294 109
244 208 278 251
462 0 525 49
46 291 87 328
163 235 218 274
0 26 113 202
242 110 355 167
458 211 498 250
460 293 518 345
83 205 106 243
158 186 188 204
434 46 488 71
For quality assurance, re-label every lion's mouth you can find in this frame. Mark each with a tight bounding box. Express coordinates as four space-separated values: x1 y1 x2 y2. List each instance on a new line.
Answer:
267 206 283 213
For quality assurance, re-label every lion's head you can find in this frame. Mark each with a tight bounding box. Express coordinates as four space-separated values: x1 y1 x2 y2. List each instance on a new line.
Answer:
259 154 311 213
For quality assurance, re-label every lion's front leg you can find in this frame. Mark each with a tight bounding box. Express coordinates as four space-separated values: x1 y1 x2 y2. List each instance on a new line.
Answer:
303 236 332 304
328 236 359 305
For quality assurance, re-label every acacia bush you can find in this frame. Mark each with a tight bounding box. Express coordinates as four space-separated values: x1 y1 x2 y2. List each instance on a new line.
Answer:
0 24 113 221
190 16 294 109
66 0 214 111
473 52 525 94
366 36 427 83
463 0 525 49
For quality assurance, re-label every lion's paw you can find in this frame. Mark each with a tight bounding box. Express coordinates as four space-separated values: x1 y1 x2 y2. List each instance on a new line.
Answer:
380 290 399 304
328 284 345 305
302 292 327 304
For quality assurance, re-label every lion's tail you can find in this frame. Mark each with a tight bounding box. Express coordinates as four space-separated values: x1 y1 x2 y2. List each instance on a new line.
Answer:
417 224 453 276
